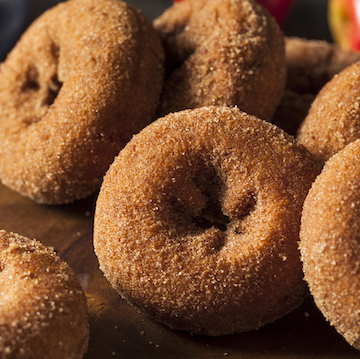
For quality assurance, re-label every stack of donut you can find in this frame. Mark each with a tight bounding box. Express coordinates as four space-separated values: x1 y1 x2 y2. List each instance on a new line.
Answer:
272 36 360 136
273 35 360 354
93 0 318 337
2 0 360 354
94 0 360 350
290 36 360 353
267 35 360 351
0 0 165 356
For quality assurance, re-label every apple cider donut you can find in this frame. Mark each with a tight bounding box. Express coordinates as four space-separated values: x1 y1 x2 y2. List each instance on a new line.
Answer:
272 37 360 136
0 230 89 359
153 0 286 120
285 37 360 96
300 139 360 350
297 61 360 164
94 106 321 336
0 0 164 204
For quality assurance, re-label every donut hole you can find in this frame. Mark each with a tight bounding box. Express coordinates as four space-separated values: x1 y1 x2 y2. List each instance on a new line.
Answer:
192 178 258 235
182 165 233 233
191 164 230 231
194 200 229 232
43 73 62 107
45 41 62 106
21 66 40 92
21 66 62 108
233 190 257 235
166 162 230 234
166 162 258 240
21 42 62 109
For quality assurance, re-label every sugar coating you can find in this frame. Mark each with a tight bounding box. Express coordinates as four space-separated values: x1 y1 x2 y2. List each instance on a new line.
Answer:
0 230 89 359
298 61 360 164
285 37 360 95
153 0 285 121
272 37 360 137
300 138 360 350
0 0 164 204
94 106 321 336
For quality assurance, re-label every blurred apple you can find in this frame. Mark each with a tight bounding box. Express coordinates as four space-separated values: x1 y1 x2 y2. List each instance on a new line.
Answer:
328 0 360 51
255 0 294 24
172 0 295 25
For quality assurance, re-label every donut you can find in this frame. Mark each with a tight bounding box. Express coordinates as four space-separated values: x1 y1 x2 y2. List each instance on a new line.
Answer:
285 37 360 95
272 37 360 136
0 0 164 204
299 138 360 350
153 0 286 120
297 61 360 164
0 230 89 358
93 105 321 336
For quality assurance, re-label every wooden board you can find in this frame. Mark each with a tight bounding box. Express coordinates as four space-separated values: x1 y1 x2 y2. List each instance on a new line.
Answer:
0 182 359 358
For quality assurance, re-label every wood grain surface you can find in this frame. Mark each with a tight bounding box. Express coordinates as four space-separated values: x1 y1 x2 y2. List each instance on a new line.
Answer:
0 182 359 358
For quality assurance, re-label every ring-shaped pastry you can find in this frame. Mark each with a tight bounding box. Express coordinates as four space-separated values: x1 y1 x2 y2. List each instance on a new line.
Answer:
153 0 285 120
94 106 320 336
0 0 164 204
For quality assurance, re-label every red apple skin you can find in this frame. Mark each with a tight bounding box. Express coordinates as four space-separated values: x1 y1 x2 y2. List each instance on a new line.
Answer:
255 0 294 24
348 0 360 50
328 0 360 52
171 0 295 25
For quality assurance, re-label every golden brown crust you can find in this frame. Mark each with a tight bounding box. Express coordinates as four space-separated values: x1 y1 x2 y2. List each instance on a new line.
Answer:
153 0 286 120
300 139 360 350
272 37 360 136
0 0 164 204
0 230 89 359
297 61 360 163
94 105 321 336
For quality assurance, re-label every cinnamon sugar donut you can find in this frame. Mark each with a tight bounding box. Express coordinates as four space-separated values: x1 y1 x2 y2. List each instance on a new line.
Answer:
272 37 360 136
300 138 360 350
94 106 321 336
285 37 360 95
0 230 89 358
153 0 285 120
0 0 164 204
297 61 360 164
